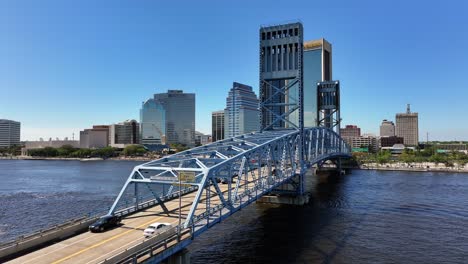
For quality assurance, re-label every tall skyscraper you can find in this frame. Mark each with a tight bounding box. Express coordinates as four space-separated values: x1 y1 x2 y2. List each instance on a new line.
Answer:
303 38 332 127
154 90 195 147
212 110 225 142
0 119 20 148
140 99 166 145
259 22 303 130
396 104 419 146
109 120 139 148
224 82 259 138
380 120 395 137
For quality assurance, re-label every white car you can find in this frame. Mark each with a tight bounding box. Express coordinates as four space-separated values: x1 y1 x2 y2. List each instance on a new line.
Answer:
143 222 171 238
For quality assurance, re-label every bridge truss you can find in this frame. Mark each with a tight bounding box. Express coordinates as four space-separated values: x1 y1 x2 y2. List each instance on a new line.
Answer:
108 127 350 231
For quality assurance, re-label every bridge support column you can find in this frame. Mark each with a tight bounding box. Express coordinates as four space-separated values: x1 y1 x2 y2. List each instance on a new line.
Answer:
165 249 190 264
257 170 313 206
257 193 310 205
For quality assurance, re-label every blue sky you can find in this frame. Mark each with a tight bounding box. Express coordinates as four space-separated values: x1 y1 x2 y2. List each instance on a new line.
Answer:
1 0 467 141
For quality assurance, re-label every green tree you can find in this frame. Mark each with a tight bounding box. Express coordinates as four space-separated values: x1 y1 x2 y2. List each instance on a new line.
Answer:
91 147 117 158
57 145 76 157
122 145 147 156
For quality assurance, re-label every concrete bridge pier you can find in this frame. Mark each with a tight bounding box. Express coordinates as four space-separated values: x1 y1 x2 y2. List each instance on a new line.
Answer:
256 170 315 205
164 249 190 264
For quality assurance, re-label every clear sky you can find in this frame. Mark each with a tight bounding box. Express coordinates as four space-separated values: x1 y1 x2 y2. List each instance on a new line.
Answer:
1 0 467 141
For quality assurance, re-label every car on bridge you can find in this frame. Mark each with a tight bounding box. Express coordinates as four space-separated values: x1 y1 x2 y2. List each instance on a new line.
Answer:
89 215 122 232
143 222 172 238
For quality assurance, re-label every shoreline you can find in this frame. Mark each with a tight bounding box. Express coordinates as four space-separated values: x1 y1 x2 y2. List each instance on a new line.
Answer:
360 164 468 173
0 156 154 161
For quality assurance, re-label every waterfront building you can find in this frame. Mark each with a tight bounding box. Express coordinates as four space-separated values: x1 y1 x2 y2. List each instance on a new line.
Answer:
380 120 395 137
0 119 20 148
224 82 259 138
340 125 361 138
212 110 225 142
432 143 468 153
154 90 195 147
140 99 166 145
396 104 419 146
380 136 404 148
109 120 139 148
79 125 109 149
303 38 333 127
348 135 379 153
259 22 303 129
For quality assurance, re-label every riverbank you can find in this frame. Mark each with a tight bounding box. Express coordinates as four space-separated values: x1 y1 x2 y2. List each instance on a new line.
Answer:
0 156 154 161
361 162 468 173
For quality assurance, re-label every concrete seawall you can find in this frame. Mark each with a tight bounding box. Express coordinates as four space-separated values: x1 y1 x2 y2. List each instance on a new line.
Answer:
361 162 468 173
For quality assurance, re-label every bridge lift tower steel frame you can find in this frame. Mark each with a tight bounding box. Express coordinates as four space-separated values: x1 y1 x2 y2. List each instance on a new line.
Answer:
259 22 305 195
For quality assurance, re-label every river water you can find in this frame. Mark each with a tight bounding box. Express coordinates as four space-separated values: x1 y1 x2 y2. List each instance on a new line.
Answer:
1 160 467 263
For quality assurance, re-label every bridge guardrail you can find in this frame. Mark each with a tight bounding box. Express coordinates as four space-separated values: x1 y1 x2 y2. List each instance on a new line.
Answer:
0 186 198 261
100 226 179 263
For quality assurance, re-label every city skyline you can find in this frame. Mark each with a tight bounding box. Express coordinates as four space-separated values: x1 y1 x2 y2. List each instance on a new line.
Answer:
2 1 468 140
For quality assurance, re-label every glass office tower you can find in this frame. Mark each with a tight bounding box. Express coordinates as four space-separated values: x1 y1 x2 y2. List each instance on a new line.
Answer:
140 98 166 145
303 38 332 127
224 82 259 138
154 90 195 147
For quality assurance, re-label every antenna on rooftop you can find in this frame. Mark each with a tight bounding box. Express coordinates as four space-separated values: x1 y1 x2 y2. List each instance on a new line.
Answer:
407 104 411 114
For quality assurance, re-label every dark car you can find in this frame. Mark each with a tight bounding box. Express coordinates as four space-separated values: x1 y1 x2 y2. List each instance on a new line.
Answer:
89 215 121 232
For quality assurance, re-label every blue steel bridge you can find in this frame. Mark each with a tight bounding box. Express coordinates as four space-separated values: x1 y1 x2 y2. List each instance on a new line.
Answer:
5 127 351 264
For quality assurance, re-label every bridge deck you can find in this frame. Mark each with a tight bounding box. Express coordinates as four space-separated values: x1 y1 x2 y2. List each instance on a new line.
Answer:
7 175 254 264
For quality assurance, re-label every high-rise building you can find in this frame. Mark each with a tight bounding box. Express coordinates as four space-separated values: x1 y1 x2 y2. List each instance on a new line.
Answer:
303 38 332 127
109 120 140 148
380 120 395 137
212 110 225 142
0 119 20 148
396 104 419 146
259 22 303 130
224 82 259 138
140 99 166 145
340 125 361 138
154 90 195 147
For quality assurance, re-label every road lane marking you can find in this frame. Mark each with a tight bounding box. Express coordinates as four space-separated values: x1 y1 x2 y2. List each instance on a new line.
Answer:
20 208 165 264
21 233 99 264
51 215 167 264
85 219 181 264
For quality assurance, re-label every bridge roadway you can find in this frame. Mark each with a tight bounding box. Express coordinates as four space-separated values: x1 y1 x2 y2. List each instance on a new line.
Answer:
7 171 261 264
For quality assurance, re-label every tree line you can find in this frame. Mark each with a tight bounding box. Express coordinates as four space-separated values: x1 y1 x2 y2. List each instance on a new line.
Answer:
354 146 468 166
26 145 148 158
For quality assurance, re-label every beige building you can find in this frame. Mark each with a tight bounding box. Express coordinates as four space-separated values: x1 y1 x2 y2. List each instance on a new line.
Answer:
346 135 379 153
396 104 419 146
380 120 395 137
